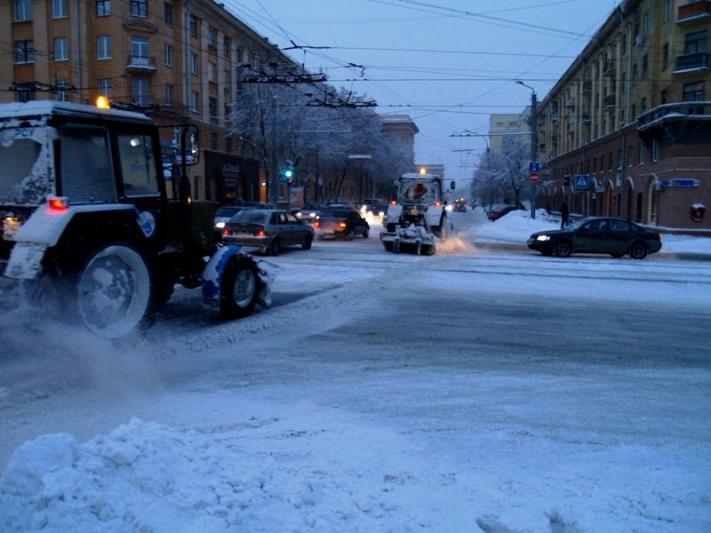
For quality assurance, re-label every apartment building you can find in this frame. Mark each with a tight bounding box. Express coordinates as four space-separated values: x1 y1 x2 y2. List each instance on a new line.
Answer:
537 0 711 230
2 0 298 204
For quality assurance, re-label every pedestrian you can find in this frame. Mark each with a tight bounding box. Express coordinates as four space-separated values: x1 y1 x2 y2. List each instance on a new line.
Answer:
561 200 570 229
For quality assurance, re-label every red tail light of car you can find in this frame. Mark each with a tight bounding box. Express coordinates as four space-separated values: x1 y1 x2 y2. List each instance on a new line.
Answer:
338 222 348 229
313 221 321 228
255 229 266 237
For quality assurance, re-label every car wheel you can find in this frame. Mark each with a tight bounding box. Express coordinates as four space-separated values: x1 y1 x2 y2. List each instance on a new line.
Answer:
75 244 153 338
219 257 258 318
363 228 369 239
610 253 624 258
629 242 647 260
554 241 572 258
541 250 553 256
383 242 394 252
345 230 355 241
269 238 281 256
302 234 313 250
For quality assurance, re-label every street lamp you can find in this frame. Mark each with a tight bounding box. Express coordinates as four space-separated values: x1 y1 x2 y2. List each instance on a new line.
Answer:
515 80 538 220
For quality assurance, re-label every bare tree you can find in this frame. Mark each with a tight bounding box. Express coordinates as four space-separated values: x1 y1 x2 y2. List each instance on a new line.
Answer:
472 137 528 208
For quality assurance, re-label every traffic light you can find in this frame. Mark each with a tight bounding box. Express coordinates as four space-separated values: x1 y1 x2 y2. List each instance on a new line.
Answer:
282 160 296 185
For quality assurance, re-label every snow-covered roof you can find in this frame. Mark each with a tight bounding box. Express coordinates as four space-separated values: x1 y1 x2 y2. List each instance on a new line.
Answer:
0 101 153 124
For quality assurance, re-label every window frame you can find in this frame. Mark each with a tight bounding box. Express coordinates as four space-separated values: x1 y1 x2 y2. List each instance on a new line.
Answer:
53 0 67 19
13 0 32 22
97 78 113 97
132 78 150 106
96 0 111 17
96 35 112 60
53 37 69 62
14 40 35 64
130 0 148 18
164 2 173 25
164 42 173 68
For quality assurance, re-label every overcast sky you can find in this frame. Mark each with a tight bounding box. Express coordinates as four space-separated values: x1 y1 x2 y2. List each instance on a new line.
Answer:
227 0 617 183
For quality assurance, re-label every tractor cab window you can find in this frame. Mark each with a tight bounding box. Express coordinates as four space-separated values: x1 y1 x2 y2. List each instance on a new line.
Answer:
118 134 159 196
60 125 116 203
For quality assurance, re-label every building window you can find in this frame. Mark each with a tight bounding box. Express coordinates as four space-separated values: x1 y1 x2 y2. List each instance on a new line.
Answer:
53 37 69 62
14 40 34 64
663 0 671 23
96 35 112 60
651 139 659 162
97 78 112 97
608 152 613 171
641 10 649 35
627 146 634 167
660 89 668 105
683 81 705 101
164 84 173 105
164 43 173 67
640 97 647 115
225 137 232 153
638 143 644 165
210 132 218 151
223 37 231 59
130 0 147 17
685 31 708 54
662 44 669 71
132 78 150 105
208 62 216 83
53 0 67 18
55 80 70 102
209 97 218 119
207 26 217 48
96 0 111 17
164 2 173 25
190 91 199 112
131 36 149 63
641 54 648 79
189 15 198 38
16 83 36 102
190 53 199 75
13 0 32 22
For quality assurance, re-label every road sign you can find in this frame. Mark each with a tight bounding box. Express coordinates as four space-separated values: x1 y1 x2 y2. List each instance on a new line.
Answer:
529 172 540 184
529 162 540 173
574 174 590 191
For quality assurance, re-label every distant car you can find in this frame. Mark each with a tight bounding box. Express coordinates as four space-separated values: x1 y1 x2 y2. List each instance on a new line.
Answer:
487 205 520 221
527 217 662 259
294 204 325 224
222 209 314 255
214 206 243 230
361 199 388 219
453 199 467 212
315 208 370 239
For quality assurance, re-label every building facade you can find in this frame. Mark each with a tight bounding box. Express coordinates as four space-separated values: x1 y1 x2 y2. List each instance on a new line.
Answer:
488 112 530 154
537 0 711 230
2 0 298 204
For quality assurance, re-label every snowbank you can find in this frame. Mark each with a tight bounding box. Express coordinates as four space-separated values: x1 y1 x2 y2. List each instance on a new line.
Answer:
0 417 481 532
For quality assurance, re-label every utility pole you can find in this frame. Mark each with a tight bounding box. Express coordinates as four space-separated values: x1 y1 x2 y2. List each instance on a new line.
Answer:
269 94 278 205
516 80 538 219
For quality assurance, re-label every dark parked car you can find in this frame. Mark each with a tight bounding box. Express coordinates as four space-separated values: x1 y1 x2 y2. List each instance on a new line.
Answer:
314 208 370 239
528 217 662 259
222 209 314 255
487 205 521 221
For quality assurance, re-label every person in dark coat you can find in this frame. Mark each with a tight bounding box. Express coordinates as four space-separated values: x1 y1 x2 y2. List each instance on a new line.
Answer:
561 201 570 228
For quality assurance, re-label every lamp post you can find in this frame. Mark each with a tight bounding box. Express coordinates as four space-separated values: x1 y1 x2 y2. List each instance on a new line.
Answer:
515 80 538 219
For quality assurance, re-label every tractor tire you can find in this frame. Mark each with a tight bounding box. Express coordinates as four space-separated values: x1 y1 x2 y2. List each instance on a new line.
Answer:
73 244 154 338
219 256 258 318
422 244 436 256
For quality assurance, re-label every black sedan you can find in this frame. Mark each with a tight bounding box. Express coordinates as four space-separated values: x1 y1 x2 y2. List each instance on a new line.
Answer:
528 217 662 259
314 209 369 239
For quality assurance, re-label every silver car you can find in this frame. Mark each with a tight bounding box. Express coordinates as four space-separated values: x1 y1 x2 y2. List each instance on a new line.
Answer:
222 209 314 255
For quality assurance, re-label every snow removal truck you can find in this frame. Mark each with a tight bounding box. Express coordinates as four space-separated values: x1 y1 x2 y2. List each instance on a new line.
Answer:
380 172 455 255
0 101 272 338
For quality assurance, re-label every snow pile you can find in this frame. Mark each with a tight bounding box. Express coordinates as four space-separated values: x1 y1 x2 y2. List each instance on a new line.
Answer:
470 208 557 244
0 417 479 532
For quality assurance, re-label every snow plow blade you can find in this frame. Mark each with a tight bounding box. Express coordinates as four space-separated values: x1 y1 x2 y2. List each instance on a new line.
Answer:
380 226 436 255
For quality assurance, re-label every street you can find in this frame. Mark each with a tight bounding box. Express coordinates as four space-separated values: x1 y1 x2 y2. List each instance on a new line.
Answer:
1 217 711 531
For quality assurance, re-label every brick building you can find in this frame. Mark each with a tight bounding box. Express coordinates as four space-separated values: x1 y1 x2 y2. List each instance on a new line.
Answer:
537 0 711 230
2 0 298 204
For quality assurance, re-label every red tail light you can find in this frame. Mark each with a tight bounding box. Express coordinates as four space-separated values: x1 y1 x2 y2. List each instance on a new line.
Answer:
338 222 347 228
256 229 266 237
314 221 320 228
48 197 69 211
223 228 230 236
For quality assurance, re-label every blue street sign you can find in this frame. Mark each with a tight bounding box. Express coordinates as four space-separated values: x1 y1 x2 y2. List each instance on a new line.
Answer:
574 174 590 191
529 162 540 173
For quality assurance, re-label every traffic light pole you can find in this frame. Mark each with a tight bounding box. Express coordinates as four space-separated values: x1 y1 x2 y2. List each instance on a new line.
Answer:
269 95 278 205
530 90 538 220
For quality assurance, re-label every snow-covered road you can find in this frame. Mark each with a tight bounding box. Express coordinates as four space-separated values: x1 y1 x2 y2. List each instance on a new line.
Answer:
1 214 710 532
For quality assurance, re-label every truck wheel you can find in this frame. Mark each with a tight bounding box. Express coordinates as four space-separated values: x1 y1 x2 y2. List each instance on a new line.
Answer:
75 244 153 338
220 257 258 318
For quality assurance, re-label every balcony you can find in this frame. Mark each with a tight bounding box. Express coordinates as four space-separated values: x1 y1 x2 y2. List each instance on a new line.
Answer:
677 1 711 24
674 52 709 73
126 56 156 72
637 101 711 134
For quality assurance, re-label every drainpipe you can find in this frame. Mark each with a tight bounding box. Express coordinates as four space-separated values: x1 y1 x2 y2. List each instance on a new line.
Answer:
75 0 82 101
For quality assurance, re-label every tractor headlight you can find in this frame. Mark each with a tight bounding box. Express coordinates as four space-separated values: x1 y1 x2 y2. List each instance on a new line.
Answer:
536 235 551 241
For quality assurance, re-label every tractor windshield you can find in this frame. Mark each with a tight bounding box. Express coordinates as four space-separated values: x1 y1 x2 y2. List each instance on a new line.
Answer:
0 126 56 205
398 179 441 204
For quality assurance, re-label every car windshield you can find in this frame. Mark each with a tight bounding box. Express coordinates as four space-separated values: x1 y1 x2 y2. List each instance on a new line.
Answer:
215 206 241 217
232 209 269 224
0 125 56 205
